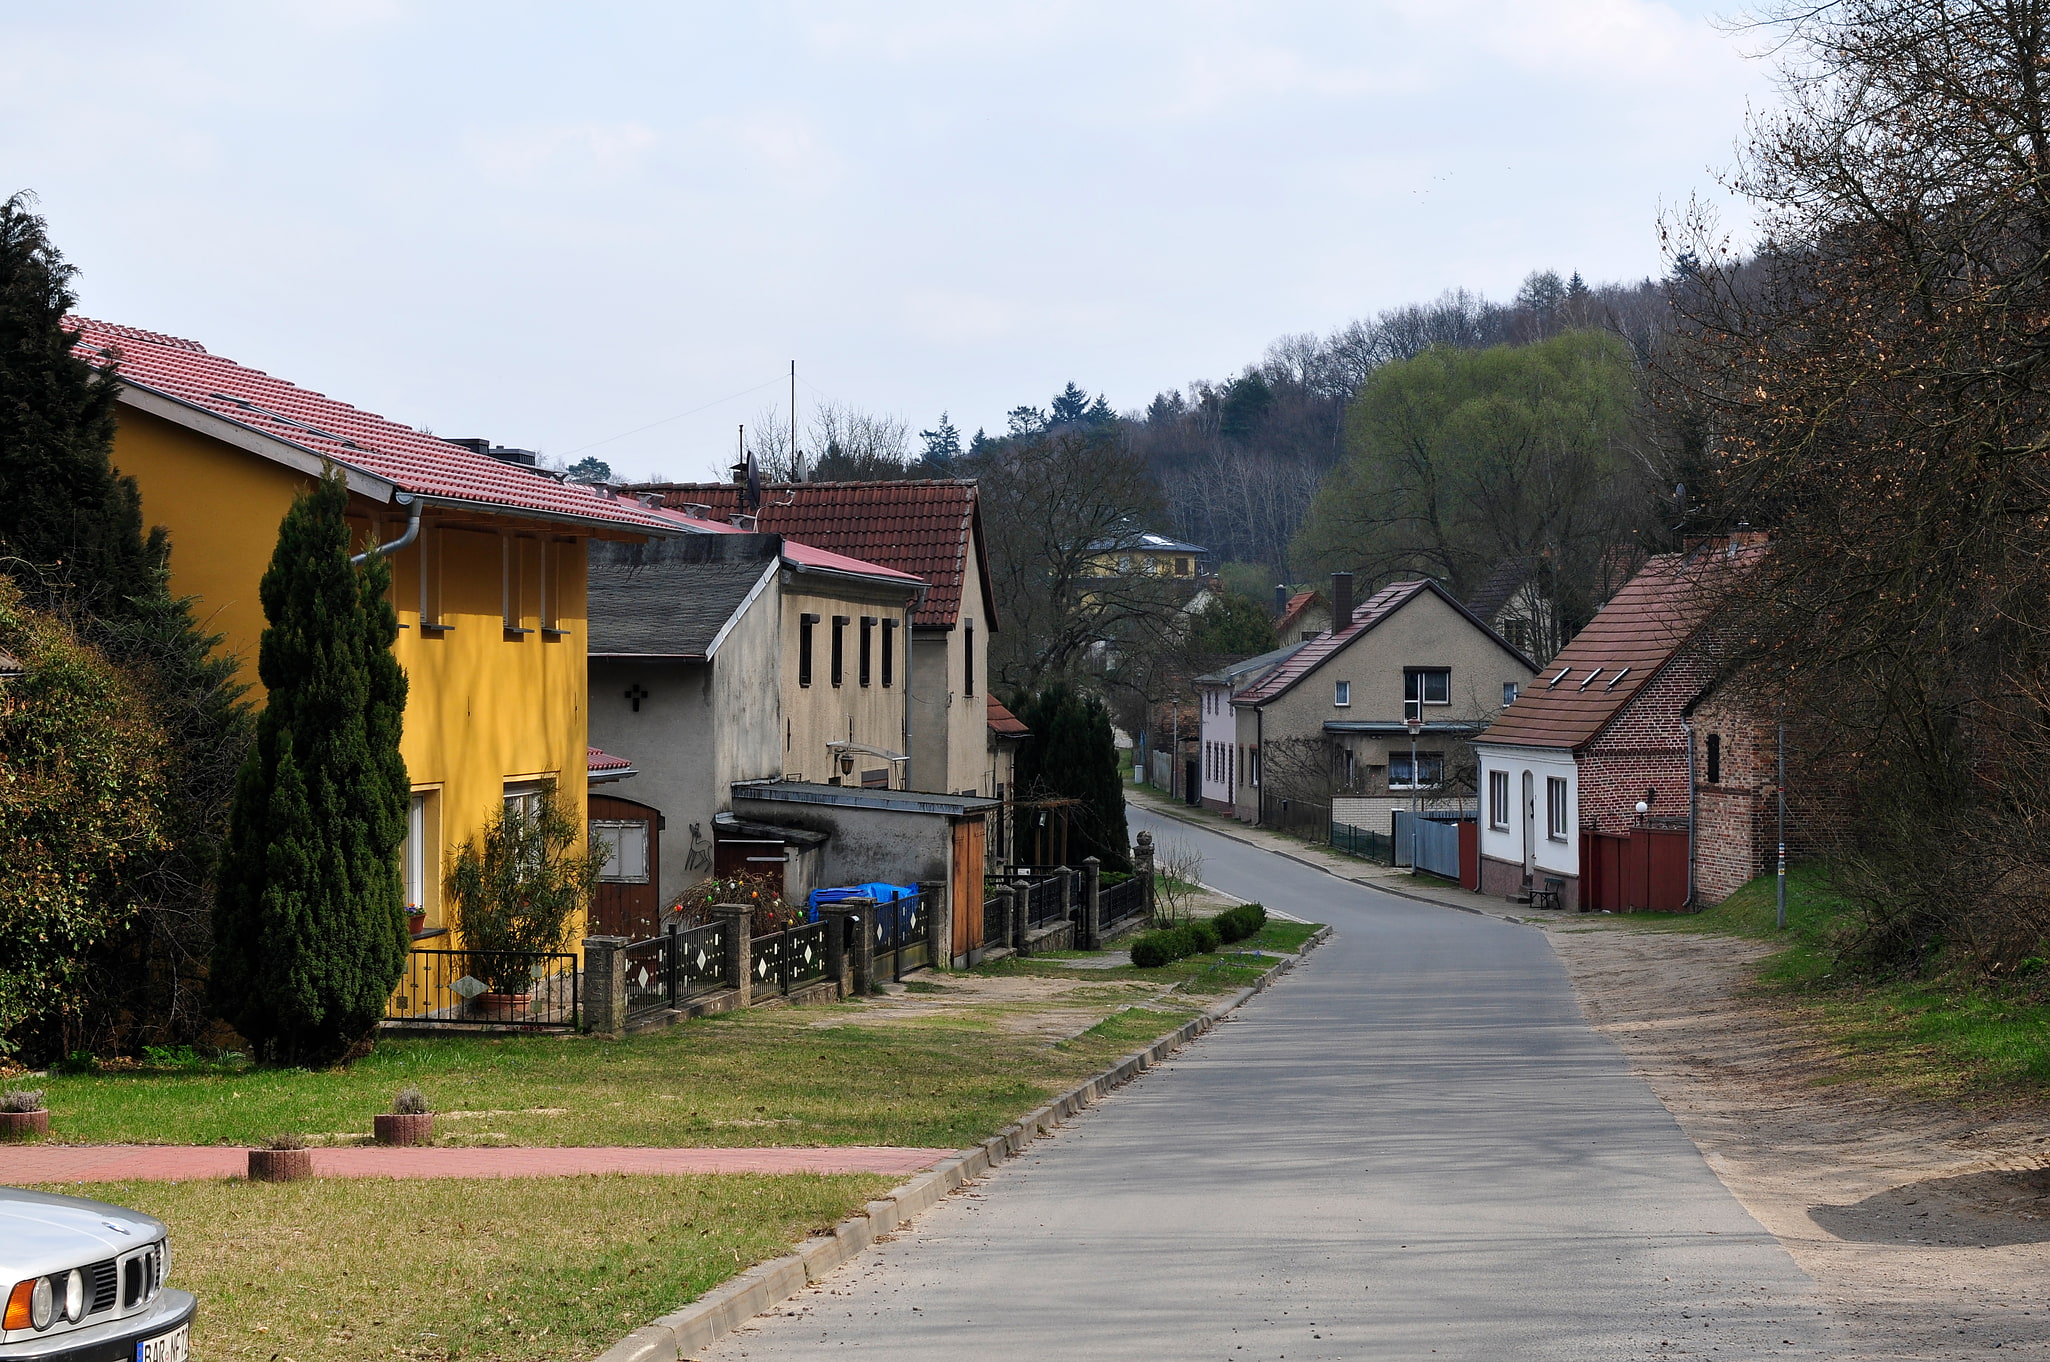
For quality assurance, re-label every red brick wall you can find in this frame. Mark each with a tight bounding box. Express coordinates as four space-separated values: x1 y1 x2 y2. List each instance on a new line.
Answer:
1578 649 1708 837
1687 688 1852 903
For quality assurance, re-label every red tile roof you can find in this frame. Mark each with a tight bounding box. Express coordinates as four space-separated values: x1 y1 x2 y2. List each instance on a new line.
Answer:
1234 580 1430 706
1234 578 1535 708
636 505 920 587
1275 589 1323 638
987 693 1030 738
1477 549 1753 752
70 319 686 537
636 480 991 629
587 745 635 774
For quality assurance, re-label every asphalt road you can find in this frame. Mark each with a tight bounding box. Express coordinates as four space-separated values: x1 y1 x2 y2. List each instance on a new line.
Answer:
706 804 1828 1361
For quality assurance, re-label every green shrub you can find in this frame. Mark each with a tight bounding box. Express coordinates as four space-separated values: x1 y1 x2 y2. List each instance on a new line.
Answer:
1183 920 1221 955
1129 931 1178 968
1214 903 1269 943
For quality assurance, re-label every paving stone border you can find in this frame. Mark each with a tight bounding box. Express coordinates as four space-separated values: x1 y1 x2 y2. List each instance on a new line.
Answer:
588 925 1332 1362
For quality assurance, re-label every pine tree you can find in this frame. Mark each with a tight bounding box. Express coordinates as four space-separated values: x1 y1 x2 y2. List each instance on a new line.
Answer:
1012 684 1132 871
0 193 152 621
211 471 409 1066
918 412 962 469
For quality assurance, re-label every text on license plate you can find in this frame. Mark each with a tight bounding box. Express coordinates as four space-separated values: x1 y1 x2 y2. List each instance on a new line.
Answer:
137 1324 188 1362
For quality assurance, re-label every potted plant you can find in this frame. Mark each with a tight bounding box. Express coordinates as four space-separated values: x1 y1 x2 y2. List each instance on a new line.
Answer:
248 1132 312 1182
444 783 599 1018
406 906 427 936
0 1090 48 1141
374 1086 434 1146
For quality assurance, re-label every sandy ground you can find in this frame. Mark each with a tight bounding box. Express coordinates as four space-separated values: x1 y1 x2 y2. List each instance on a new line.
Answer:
1546 923 2050 1359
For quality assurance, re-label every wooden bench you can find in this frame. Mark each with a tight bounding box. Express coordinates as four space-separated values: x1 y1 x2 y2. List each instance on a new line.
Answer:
1528 877 1566 911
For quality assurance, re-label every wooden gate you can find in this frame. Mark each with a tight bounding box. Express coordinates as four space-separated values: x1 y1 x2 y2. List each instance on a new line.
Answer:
951 815 986 960
1581 827 1688 912
589 794 662 938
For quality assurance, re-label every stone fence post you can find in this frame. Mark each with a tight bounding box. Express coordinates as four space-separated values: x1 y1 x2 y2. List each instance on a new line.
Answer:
582 936 628 1037
842 897 876 995
712 903 753 1008
1010 883 1029 955
1081 856 1102 951
918 879 949 970
1136 830 1156 922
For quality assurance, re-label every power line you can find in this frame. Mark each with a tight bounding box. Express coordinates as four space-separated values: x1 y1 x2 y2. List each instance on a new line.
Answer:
556 373 792 458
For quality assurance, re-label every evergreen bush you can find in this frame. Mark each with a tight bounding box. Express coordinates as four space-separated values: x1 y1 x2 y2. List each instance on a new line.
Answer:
210 472 410 1067
444 783 598 992
1214 903 1268 943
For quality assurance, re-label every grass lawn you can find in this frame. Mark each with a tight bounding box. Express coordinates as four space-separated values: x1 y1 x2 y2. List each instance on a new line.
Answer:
47 1173 891 1362
29 931 1321 1149
1602 865 2050 1106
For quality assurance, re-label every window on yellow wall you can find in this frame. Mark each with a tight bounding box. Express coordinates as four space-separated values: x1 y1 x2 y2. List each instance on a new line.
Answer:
541 540 570 636
400 789 441 928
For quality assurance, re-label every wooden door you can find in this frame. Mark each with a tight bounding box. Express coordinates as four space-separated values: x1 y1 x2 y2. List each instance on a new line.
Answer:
589 794 662 939
952 816 986 957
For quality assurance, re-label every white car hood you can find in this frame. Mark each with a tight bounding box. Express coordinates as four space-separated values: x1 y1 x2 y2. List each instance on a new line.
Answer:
0 1187 165 1281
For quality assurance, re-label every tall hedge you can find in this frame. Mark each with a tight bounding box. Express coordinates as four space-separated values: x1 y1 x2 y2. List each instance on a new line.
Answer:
1012 683 1132 871
0 579 166 1056
211 471 409 1066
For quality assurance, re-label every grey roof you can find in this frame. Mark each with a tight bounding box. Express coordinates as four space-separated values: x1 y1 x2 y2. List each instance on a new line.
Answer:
731 780 999 816
587 534 779 659
1465 557 1534 623
1192 639 1310 688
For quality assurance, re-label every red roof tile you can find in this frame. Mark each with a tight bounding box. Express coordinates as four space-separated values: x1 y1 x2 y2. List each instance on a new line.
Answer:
70 319 686 537
1477 549 1755 752
637 481 991 629
1234 580 1430 706
987 693 1029 738
635 504 919 586
587 745 635 773
1275 589 1323 638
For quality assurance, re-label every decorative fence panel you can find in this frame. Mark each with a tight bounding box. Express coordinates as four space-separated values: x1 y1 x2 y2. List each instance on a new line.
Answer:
752 919 831 997
981 886 1011 953
1330 820 1393 864
1099 875 1146 928
622 920 729 1020
387 949 580 1030
872 892 930 981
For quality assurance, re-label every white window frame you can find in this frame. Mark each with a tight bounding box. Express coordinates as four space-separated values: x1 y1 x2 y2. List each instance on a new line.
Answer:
403 793 427 911
1405 668 1451 707
1546 776 1569 841
1390 750 1444 790
1489 769 1509 829
1334 679 1351 707
1502 682 1519 706
590 819 651 884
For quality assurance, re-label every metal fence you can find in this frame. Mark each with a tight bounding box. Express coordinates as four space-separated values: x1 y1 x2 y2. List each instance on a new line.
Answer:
1330 820 1393 864
1392 810 1467 881
754 919 832 996
623 920 729 1020
981 887 1010 952
872 892 931 981
387 949 580 1030
1099 875 1146 927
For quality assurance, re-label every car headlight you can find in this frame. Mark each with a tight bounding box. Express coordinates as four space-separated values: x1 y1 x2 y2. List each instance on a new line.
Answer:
62 1268 83 1321
28 1275 53 1330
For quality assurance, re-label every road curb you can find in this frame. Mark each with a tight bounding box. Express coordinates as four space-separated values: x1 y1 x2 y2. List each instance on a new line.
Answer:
587 926 1331 1362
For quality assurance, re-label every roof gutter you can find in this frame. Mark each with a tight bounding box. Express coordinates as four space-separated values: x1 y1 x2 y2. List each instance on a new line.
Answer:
350 493 421 566
784 557 925 596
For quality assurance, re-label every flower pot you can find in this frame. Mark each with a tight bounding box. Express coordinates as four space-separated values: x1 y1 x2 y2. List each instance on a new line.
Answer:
0 1109 49 1142
374 1112 434 1147
248 1147 313 1182
473 991 532 1021
407 911 427 935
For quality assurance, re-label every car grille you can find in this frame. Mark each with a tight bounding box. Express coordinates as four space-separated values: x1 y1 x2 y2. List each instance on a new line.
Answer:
121 1245 162 1309
89 1258 117 1314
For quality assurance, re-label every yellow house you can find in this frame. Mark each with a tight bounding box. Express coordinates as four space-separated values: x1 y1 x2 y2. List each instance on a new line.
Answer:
70 319 683 977
1081 531 1206 580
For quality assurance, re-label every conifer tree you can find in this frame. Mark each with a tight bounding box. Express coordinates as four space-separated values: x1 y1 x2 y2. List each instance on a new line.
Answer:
212 471 409 1065
0 192 152 620
1012 684 1132 871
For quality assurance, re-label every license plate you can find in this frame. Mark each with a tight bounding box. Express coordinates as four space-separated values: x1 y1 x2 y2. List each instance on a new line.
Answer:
137 1324 188 1362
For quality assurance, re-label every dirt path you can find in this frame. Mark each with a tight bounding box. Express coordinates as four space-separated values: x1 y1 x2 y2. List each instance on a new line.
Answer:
1546 924 2050 1359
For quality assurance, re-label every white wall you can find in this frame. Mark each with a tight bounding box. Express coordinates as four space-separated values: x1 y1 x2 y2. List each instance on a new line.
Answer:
1198 682 1234 805
1474 742 1580 881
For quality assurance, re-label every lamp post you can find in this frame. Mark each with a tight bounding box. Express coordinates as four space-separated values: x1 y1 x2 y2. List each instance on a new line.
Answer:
1406 709 1423 870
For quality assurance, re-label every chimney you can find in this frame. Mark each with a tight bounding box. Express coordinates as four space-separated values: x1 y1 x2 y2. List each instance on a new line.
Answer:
1274 584 1288 616
1331 572 1355 630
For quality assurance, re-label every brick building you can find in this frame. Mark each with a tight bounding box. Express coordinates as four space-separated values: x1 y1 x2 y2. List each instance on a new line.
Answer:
1472 542 1765 911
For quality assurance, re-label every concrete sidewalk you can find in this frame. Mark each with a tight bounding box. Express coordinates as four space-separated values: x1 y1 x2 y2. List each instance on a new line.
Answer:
2 1144 955 1184
1126 783 1543 924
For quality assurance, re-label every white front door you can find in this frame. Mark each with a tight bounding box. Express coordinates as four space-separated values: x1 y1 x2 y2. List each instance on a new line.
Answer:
1521 770 1536 882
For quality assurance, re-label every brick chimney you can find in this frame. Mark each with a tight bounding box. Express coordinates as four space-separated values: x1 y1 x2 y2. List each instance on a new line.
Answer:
1331 572 1355 631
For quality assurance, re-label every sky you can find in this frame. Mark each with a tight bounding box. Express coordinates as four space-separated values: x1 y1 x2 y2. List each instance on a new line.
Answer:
2 1 1775 483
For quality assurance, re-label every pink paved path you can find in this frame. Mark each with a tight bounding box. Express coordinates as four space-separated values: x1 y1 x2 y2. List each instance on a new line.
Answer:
1 1144 955 1184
